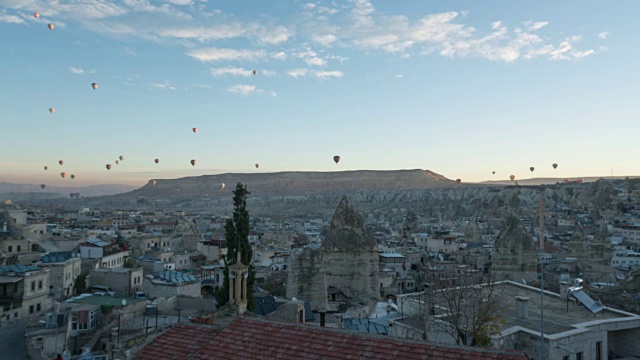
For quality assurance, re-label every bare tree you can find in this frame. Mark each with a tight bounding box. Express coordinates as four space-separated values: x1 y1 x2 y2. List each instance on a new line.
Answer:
421 269 506 347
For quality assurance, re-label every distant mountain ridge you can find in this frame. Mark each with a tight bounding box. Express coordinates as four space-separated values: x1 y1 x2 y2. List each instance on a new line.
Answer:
0 182 137 197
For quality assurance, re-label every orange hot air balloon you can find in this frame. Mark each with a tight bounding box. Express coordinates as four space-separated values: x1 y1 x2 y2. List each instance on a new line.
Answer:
58 160 64 165
253 70 257 75
119 155 124 161
152 180 157 186
106 164 112 170
115 160 120 165
255 163 259 169
40 184 46 189
192 127 197 134
154 159 159 164
60 172 67 179
48 24 54 30
510 175 516 181
221 183 225 190
456 179 462 184
44 166 48 171
70 174 75 179
529 167 535 172
34 12 40 18
190 159 196 166
552 163 558 169
49 108 55 114
333 155 341 164
92 83 98 90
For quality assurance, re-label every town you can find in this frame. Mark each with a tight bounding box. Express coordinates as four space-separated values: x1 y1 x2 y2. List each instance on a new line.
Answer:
1 178 640 360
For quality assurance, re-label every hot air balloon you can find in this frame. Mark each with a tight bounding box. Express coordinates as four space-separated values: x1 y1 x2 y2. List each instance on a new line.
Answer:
60 172 67 179
529 167 535 172
106 164 112 170
190 159 196 166
70 174 75 179
92 83 98 90
333 155 341 164
115 160 120 165
221 183 225 190
48 24 54 30
58 160 64 165
44 166 48 171
49 108 55 114
456 179 462 184
552 163 558 169
34 12 40 18
192 127 197 134
40 184 46 189
119 155 124 161
154 159 159 164
510 175 516 181
152 180 157 186
492 171 495 175
3 200 13 205
255 163 259 169
253 70 257 75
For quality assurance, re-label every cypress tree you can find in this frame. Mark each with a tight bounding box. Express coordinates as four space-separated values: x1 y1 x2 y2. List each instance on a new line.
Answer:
215 182 256 311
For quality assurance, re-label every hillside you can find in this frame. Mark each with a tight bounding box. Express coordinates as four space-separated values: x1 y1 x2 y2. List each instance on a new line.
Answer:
0 182 137 198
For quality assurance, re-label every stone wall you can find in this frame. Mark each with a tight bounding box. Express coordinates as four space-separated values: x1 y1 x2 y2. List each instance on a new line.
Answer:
609 328 640 358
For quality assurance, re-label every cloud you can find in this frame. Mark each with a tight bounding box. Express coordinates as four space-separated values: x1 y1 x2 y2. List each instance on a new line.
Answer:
150 82 176 90
312 34 338 46
313 70 344 80
295 49 326 66
256 25 294 45
271 51 288 60
157 24 248 41
69 67 97 75
187 48 267 62
164 0 193 5
0 13 24 24
524 21 549 31
598 31 609 39
260 69 277 77
227 84 275 96
394 74 403 79
210 67 253 77
287 68 308 78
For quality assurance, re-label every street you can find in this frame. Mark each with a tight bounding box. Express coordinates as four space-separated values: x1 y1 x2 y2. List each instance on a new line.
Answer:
0 319 27 360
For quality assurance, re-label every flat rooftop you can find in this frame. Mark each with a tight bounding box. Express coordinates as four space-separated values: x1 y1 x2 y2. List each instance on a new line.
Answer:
495 282 630 335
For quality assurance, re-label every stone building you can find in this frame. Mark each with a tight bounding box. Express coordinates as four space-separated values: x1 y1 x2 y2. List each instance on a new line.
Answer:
287 197 380 311
38 252 81 300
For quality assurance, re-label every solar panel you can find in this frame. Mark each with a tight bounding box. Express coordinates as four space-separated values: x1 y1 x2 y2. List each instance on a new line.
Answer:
571 289 603 313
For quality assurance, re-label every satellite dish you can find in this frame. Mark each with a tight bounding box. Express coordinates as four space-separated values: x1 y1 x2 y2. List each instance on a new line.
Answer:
121 299 127 306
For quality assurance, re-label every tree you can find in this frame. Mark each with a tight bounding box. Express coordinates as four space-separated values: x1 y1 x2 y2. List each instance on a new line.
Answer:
420 270 505 347
215 183 256 312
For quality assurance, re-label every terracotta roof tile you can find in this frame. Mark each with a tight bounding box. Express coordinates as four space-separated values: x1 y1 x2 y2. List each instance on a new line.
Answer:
187 317 527 360
134 323 219 360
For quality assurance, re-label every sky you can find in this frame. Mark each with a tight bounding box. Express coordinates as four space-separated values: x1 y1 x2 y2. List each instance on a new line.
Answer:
1 0 638 187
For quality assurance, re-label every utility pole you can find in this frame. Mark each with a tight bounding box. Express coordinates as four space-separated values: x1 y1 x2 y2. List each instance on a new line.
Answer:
539 192 545 251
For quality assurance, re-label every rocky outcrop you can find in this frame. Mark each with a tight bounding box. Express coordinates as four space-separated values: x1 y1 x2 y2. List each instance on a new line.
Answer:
287 197 380 309
464 217 482 243
401 211 419 242
493 214 538 281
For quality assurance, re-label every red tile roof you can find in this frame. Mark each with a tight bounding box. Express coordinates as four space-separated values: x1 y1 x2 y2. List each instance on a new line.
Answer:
193 317 528 360
134 323 219 360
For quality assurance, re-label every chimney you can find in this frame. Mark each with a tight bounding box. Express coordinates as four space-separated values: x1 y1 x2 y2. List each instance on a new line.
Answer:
559 281 571 300
516 296 529 320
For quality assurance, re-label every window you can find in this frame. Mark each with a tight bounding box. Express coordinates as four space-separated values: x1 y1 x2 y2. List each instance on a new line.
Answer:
38 280 43 289
7 246 12 252
576 352 583 360
562 356 569 360
596 342 602 360
17 245 21 252
37 303 41 311
29 305 34 314
31 281 35 291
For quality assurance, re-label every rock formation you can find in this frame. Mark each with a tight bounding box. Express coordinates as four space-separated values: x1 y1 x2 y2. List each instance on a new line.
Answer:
492 214 538 281
287 196 380 310
400 211 419 245
464 217 482 243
